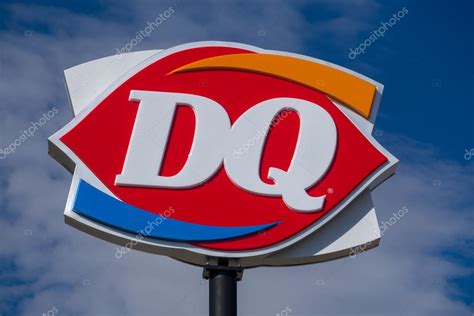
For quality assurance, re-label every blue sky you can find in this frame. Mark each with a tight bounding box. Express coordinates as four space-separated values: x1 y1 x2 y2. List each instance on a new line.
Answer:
0 0 472 315
302 0 474 161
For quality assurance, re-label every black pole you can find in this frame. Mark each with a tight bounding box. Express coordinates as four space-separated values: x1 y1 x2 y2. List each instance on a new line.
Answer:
203 262 242 316
209 269 237 316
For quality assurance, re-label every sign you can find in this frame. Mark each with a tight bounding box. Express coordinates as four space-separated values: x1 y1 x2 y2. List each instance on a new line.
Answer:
49 42 397 267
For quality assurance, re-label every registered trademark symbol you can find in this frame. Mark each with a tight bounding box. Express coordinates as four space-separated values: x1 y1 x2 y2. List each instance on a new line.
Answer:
327 188 334 194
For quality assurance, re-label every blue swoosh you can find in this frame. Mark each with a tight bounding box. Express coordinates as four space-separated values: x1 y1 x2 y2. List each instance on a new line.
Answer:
72 180 278 242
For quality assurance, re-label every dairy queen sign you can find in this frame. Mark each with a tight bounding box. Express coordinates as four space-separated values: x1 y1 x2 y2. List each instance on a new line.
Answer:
49 42 397 315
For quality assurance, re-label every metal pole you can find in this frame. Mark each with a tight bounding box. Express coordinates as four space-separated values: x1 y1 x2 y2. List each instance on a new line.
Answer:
203 261 242 316
209 269 237 316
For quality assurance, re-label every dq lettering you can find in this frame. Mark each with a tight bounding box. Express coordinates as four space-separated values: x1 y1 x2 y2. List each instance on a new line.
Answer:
116 91 337 213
